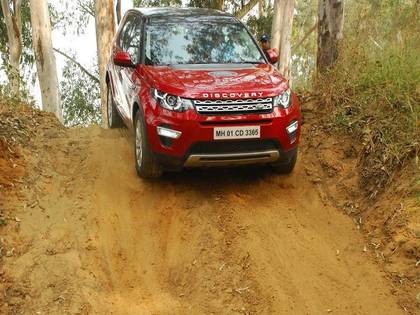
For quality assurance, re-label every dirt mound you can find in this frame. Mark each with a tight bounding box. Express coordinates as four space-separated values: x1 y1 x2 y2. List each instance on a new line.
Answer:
0 103 65 314
0 102 418 314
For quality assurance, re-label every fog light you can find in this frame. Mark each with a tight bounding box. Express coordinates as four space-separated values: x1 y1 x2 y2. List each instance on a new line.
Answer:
286 121 298 144
157 126 182 139
286 121 299 134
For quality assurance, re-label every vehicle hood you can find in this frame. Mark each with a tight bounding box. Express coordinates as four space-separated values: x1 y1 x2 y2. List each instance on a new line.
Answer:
141 64 289 99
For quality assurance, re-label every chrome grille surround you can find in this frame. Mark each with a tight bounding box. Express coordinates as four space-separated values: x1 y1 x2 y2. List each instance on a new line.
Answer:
194 97 273 114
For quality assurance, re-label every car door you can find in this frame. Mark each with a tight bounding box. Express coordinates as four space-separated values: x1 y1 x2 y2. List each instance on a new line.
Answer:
113 14 137 121
120 16 143 123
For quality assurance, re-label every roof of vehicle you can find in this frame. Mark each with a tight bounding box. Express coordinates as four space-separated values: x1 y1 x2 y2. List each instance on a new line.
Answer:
131 7 232 18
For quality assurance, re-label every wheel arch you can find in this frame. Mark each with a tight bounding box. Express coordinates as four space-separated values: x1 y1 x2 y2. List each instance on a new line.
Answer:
132 101 141 129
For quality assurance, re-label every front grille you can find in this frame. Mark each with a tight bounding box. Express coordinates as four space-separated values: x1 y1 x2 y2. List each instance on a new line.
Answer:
194 98 273 115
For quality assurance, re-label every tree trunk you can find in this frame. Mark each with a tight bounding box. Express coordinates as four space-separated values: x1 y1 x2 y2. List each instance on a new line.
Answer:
29 0 61 121
258 0 264 17
1 0 22 98
278 0 294 78
95 0 115 127
317 0 344 72
216 0 224 11
271 0 286 55
116 0 122 25
271 0 295 79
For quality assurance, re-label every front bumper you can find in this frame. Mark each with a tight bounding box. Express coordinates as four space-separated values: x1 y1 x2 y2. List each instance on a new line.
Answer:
184 150 280 167
143 94 301 169
153 143 298 170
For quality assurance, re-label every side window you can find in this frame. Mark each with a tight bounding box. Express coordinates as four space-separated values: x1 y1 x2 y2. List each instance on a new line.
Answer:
119 15 135 50
126 17 142 64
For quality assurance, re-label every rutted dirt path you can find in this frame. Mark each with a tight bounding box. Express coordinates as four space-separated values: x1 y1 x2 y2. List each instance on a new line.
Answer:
0 112 411 314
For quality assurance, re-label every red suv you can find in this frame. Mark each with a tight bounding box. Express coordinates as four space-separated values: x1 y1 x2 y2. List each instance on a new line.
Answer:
106 8 301 178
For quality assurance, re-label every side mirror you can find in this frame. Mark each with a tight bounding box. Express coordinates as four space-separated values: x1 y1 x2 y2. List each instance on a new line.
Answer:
114 51 134 68
266 48 279 64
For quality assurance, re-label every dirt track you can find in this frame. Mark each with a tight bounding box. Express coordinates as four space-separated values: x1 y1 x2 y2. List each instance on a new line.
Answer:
1 123 409 314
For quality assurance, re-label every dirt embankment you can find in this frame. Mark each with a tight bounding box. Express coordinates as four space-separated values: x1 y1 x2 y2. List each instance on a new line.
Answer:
0 102 418 314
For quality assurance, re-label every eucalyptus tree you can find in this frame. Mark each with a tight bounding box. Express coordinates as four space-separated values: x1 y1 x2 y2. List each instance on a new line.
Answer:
29 0 61 120
94 0 115 126
0 0 22 98
271 0 295 78
317 0 344 72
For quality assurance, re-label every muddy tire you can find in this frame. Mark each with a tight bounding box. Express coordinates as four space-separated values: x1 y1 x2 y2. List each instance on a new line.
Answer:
107 85 124 128
134 110 162 179
271 149 298 174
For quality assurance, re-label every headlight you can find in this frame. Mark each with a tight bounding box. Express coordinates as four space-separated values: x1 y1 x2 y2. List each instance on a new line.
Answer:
274 89 292 109
152 89 193 112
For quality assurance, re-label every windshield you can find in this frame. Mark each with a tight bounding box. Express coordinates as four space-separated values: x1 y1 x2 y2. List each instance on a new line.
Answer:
144 20 265 66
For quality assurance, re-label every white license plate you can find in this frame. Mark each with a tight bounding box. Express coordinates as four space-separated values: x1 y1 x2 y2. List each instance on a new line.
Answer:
214 126 260 140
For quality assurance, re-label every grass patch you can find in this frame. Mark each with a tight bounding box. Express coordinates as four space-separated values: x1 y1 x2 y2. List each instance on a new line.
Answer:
316 0 419 198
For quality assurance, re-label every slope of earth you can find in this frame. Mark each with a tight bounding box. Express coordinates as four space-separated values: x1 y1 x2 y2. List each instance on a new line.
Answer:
0 102 416 314
301 96 419 312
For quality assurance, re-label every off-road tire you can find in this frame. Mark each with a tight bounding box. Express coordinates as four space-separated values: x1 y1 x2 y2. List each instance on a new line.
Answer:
271 149 298 174
107 85 124 128
134 110 162 179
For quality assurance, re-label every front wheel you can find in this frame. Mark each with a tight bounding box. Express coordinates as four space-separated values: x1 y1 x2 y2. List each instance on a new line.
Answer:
134 110 162 179
271 149 298 174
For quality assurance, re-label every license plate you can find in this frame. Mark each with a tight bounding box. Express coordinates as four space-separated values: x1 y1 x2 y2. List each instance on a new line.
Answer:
214 126 260 140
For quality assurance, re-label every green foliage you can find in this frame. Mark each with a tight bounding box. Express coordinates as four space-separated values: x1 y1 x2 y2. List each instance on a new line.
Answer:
316 0 419 197
52 0 94 35
188 0 223 9
60 58 101 127
47 0 101 126
0 72 32 104
133 0 243 11
246 13 272 37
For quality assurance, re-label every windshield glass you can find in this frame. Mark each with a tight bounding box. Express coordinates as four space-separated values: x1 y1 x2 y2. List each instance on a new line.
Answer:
144 20 265 66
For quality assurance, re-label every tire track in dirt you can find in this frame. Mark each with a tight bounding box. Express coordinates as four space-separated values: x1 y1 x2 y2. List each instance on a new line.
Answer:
77 127 405 315
1 123 409 314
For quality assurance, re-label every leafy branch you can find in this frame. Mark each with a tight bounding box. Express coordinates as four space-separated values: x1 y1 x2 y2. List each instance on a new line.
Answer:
53 48 99 84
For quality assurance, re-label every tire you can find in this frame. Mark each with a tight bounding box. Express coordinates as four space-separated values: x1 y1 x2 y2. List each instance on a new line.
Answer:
271 149 298 174
134 110 162 179
107 85 124 128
